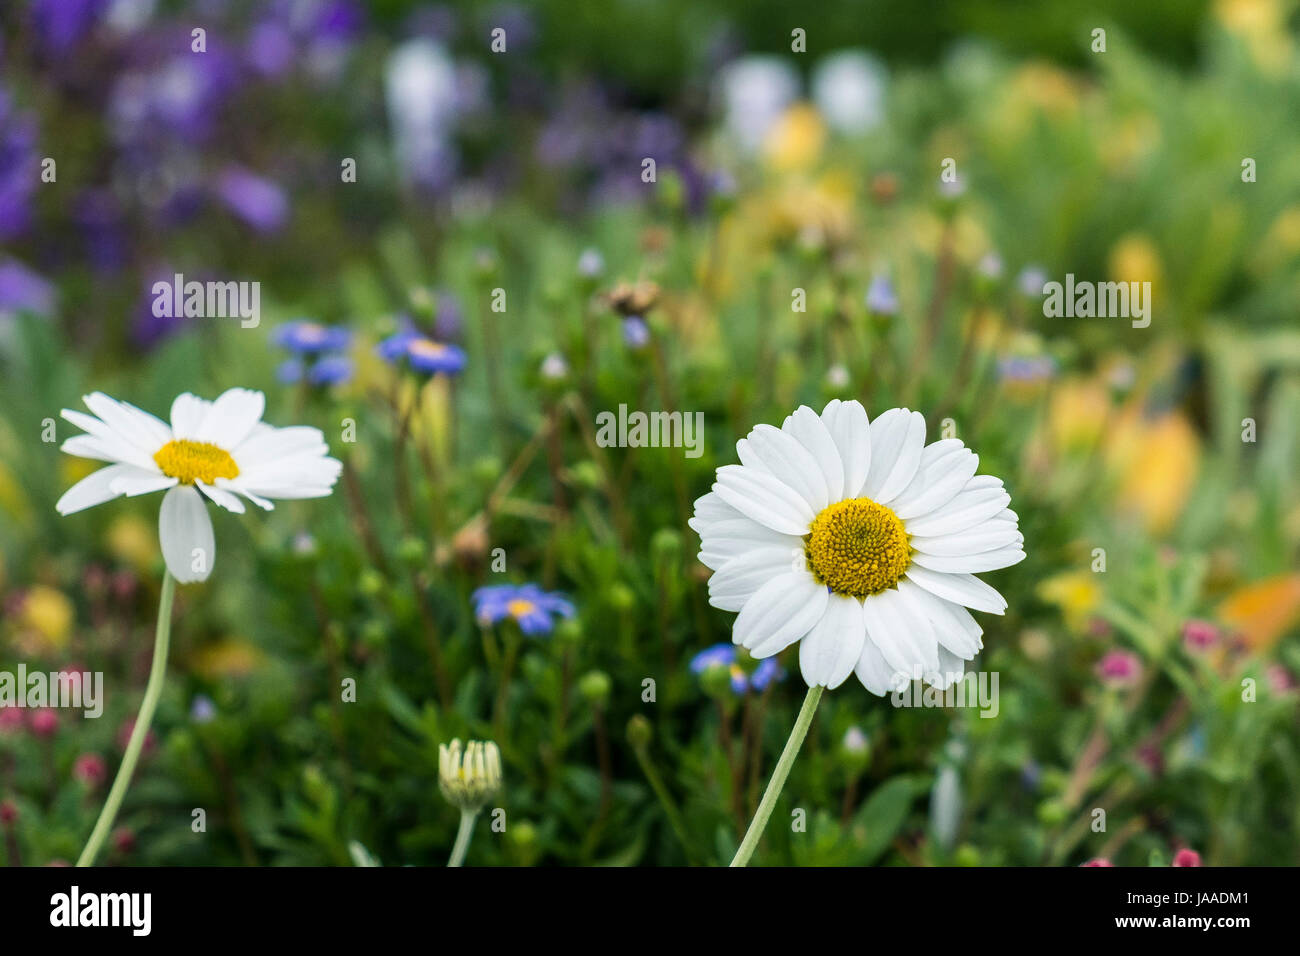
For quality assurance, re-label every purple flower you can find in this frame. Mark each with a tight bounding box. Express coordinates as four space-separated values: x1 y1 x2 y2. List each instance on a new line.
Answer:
273 320 351 354
0 89 40 241
690 644 783 694
377 323 466 376
1097 649 1141 686
276 357 306 384
0 260 55 317
29 0 109 56
472 584 575 635
214 166 289 233
622 316 650 349
865 275 898 315
308 354 353 386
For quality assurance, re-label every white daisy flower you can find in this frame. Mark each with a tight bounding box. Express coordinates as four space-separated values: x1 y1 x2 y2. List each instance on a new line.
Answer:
690 401 1024 695
55 388 342 583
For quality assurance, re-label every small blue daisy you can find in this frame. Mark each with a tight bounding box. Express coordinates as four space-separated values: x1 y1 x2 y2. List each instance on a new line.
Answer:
377 323 467 376
472 583 575 636
690 643 783 695
273 320 351 353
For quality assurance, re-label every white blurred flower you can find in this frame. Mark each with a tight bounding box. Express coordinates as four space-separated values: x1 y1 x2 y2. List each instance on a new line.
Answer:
385 38 458 187
811 50 886 135
716 55 799 153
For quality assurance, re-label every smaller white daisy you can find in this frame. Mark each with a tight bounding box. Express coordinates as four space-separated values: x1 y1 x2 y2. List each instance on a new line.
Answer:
56 388 342 583
691 401 1025 695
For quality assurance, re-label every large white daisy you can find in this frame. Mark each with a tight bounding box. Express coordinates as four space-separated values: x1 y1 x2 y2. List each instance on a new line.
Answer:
690 401 1024 695
55 388 342 583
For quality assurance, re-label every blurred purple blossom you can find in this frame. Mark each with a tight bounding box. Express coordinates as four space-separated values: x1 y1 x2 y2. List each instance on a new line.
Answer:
214 166 289 233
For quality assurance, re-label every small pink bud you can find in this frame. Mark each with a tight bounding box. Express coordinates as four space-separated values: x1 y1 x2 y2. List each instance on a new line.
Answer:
1082 858 1114 867
1181 619 1220 652
29 708 60 738
0 800 17 825
112 827 136 854
1097 650 1141 686
73 753 107 788
117 718 157 755
1172 848 1202 867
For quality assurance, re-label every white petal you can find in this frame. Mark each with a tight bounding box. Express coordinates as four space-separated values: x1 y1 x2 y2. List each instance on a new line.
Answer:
61 434 134 464
854 638 898 696
783 405 844 502
61 409 160 472
232 424 328 468
926 647 967 689
707 546 800 612
55 463 137 515
904 479 1010 536
744 423 829 511
194 388 266 449
911 547 1026 574
714 465 814 535
169 393 212 441
219 479 275 511
159 485 215 583
198 480 246 514
910 519 1023 556
898 579 983 658
820 399 871 498
109 472 178 497
863 408 926 504
891 441 979 519
904 566 1007 615
695 517 802 570
82 393 166 455
862 586 936 679
798 593 866 688
733 571 828 659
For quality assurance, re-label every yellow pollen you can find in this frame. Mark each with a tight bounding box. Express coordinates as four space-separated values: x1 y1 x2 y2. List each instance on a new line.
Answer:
507 598 537 618
153 439 240 485
805 497 911 597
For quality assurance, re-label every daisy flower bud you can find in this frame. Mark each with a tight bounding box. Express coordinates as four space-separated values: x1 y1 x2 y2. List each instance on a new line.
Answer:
438 739 502 812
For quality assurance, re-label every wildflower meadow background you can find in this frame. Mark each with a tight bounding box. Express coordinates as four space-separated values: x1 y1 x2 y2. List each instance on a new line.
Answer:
2 0 1299 867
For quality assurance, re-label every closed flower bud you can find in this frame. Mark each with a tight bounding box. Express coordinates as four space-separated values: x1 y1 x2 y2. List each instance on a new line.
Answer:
579 670 611 705
627 714 653 749
439 739 503 812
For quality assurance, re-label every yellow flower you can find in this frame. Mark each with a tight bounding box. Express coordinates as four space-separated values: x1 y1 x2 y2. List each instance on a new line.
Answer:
1216 573 1300 653
1046 380 1111 454
16 585 75 652
763 103 826 173
1108 234 1163 302
106 513 158 572
1037 571 1102 634
1110 409 1201 535
192 638 266 678
1214 0 1292 75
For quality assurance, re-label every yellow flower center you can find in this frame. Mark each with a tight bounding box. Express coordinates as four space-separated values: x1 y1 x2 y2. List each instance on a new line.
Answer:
408 339 447 359
805 497 911 597
506 598 537 618
153 439 240 485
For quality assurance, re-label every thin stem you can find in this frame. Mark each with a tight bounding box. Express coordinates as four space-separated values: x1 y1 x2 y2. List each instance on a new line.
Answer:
729 684 823 867
447 810 479 867
77 571 175 867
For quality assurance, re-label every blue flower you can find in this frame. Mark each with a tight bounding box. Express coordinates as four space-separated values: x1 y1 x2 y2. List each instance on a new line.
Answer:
308 354 354 386
377 324 467 376
472 583 575 636
622 316 650 349
273 320 352 354
276 357 305 384
864 275 898 315
690 643 783 695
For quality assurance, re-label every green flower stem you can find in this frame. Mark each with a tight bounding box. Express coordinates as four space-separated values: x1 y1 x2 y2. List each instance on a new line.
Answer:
730 684 823 867
447 809 479 867
77 570 175 868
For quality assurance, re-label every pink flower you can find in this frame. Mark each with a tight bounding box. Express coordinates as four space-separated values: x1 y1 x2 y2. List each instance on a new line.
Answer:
0 800 17 825
1172 848 1202 867
117 718 157 756
1097 650 1141 686
29 708 60 738
0 707 24 735
1182 619 1220 652
1267 665 1295 694
73 753 107 788
112 827 136 854
1082 858 1114 867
